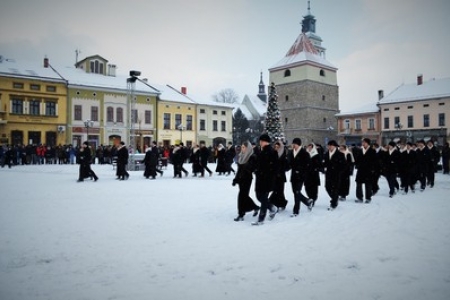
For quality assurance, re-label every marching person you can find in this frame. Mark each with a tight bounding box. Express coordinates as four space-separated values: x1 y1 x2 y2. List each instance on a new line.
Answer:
355 138 377 203
143 143 158 179
252 134 278 225
77 141 98 182
416 140 430 191
215 143 227 175
305 143 322 206
385 141 400 197
199 141 213 177
426 140 440 188
116 141 129 180
190 144 202 177
232 141 260 221
338 144 354 201
269 140 289 211
323 140 346 210
225 141 236 176
287 138 313 217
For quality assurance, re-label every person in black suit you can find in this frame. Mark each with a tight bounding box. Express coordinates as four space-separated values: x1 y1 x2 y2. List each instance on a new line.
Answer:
323 140 346 210
354 138 377 203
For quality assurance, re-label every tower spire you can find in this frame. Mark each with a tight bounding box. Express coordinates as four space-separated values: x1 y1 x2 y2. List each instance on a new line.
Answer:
307 0 311 15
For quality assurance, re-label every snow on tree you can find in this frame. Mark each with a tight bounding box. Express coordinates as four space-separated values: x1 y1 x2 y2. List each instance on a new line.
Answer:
264 82 285 142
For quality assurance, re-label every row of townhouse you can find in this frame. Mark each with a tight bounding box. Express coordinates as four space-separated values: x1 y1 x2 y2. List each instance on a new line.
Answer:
336 75 450 146
0 55 234 150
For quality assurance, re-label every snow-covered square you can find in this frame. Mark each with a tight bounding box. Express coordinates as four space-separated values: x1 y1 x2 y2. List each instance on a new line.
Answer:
1 164 449 300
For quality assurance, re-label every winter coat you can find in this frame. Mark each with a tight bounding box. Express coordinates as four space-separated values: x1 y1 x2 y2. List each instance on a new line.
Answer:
323 150 346 183
117 146 129 165
233 154 256 186
254 144 278 193
355 146 377 183
287 147 311 183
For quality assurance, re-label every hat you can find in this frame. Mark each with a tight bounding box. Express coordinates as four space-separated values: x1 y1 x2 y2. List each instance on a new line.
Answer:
327 140 339 147
292 138 302 146
259 134 271 143
362 138 371 145
83 141 89 146
388 141 396 147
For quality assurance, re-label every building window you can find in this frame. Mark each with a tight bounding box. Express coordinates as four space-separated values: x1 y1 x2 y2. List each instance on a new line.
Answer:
29 100 40 115
45 101 56 116
13 82 24 89
221 111 226 116
355 119 361 130
285 95 289 101
175 114 182 128
74 105 82 120
46 85 56 92
186 115 193 130
408 106 414 109
145 110 152 124
221 121 226 132
423 104 429 108
394 107 400 110
384 117 390 129
322 95 326 101
131 109 138 123
164 113 171 129
91 106 98 121
213 120 218 131
284 69 291 77
368 118 375 130
439 113 445 127
439 102 445 106
30 84 41 91
200 108 205 113
383 108 389 111
407 115 414 128
323 118 327 123
394 116 400 128
200 119 206 131
107 107 114 122
90 60 104 74
344 119 350 129
116 107 123 123
12 98 24 114
319 69 325 76
423 114 430 127
213 110 217 115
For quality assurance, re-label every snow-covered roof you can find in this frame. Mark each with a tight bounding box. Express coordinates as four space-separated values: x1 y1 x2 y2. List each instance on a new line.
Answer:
54 65 160 95
234 94 267 120
269 33 336 71
154 84 196 105
379 77 450 104
0 57 65 82
336 102 379 116
233 104 253 120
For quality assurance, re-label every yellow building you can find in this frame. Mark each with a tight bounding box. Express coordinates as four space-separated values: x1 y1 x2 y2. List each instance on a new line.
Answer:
0 57 68 146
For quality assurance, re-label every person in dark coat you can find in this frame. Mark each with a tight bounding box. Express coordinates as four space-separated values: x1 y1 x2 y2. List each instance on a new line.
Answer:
171 144 184 178
416 140 431 191
77 142 98 182
198 141 213 177
338 145 354 201
225 142 236 176
370 143 382 195
323 140 346 210
232 141 260 221
385 141 400 197
400 142 418 194
2 145 13 168
426 140 440 187
269 140 289 211
442 142 450 174
215 143 227 175
354 138 377 203
190 144 202 177
252 134 278 225
143 145 158 179
116 142 129 180
305 143 322 206
287 138 313 217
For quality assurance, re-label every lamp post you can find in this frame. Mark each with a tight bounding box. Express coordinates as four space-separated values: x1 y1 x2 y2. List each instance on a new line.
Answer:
178 124 184 144
84 119 94 144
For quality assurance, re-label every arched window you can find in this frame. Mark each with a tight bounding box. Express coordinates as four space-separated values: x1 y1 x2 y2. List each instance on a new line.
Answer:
320 69 325 77
285 95 289 101
284 69 291 77
107 107 114 122
116 107 123 123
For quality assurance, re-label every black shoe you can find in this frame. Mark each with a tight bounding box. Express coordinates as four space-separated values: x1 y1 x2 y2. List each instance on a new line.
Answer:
252 209 259 217
234 216 244 222
355 199 363 203
365 199 371 204
77 179 83 182
94 178 98 182
307 199 314 211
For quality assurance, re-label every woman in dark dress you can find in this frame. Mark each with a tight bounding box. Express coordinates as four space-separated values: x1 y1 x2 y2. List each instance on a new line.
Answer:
269 141 289 211
215 143 227 175
232 141 260 221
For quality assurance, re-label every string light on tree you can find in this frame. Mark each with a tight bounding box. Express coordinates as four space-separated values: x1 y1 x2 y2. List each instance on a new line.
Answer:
264 82 285 141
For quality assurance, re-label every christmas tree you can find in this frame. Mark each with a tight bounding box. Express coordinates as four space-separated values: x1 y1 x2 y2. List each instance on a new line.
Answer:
264 82 285 141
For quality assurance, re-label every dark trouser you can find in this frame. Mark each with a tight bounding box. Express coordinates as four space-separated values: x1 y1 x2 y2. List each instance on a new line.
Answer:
325 177 340 208
256 191 275 222
356 181 373 201
291 180 310 214
372 171 380 194
338 174 350 198
426 167 435 186
117 163 129 179
443 157 449 174
418 171 427 190
201 164 212 176
386 173 398 196
269 179 288 209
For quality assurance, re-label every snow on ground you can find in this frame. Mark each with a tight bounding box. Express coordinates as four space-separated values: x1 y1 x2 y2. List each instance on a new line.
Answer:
1 163 450 300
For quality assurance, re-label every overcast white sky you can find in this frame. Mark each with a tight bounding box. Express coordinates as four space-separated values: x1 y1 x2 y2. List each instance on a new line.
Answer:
1 0 449 111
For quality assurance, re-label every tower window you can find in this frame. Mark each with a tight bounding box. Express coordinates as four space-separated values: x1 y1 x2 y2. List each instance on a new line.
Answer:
285 95 289 101
320 69 325 76
284 69 291 77
322 95 326 101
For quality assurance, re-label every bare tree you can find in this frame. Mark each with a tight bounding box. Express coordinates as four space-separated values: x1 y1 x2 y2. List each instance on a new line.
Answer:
212 88 239 104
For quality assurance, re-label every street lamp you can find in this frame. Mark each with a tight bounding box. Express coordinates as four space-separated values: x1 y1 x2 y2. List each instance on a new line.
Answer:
178 124 185 144
84 119 94 144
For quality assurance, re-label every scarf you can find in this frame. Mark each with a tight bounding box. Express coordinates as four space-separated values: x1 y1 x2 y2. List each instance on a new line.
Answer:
308 144 318 158
277 143 285 158
238 141 254 165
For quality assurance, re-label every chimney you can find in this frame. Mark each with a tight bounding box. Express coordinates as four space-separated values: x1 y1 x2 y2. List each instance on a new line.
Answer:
181 87 187 95
43 57 49 68
417 74 423 85
378 90 384 100
108 64 116 76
